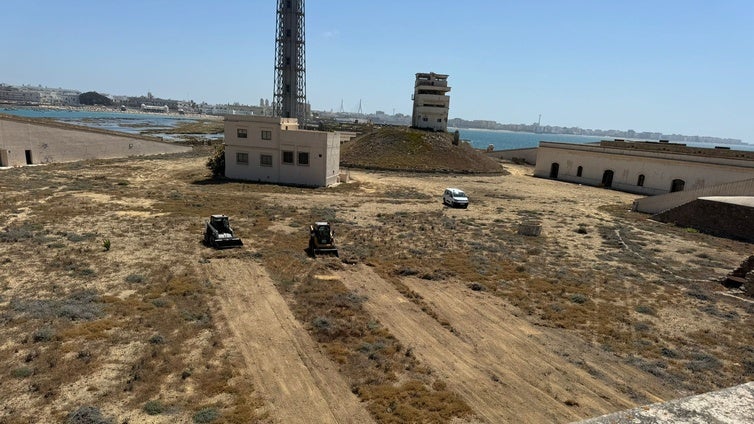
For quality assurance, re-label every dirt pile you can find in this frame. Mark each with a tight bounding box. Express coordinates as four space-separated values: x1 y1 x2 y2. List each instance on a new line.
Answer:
340 127 503 173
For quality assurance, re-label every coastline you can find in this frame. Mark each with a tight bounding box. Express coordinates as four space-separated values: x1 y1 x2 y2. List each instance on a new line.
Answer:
0 104 221 121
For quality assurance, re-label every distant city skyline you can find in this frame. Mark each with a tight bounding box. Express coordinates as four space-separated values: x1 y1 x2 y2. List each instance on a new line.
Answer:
2 1 752 143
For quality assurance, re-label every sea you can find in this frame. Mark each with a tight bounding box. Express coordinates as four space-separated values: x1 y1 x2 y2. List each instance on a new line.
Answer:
453 128 754 152
1 108 751 152
0 107 193 136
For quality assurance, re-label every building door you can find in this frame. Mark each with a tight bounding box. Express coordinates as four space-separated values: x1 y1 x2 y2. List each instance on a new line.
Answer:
25 150 33 165
601 170 614 188
549 162 559 178
671 179 685 192
0 150 7 167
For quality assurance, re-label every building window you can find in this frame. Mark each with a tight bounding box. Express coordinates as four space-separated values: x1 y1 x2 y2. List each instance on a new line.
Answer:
282 151 294 164
237 128 247 138
422 117 428 122
298 151 309 166
671 179 685 192
637 174 645 186
236 152 249 165
260 154 273 167
261 130 272 140
437 118 442 122
577 166 583 177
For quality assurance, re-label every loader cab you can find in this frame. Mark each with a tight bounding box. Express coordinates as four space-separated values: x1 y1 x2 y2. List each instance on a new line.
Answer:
210 215 230 232
312 222 333 243
308 221 338 257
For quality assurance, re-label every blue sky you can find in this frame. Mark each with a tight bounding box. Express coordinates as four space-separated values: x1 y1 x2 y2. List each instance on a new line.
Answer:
2 1 753 142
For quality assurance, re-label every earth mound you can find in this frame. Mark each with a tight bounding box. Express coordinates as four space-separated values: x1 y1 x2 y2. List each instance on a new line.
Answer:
340 127 504 173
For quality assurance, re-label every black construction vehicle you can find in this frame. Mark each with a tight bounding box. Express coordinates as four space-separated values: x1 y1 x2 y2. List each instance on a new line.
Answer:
308 222 338 257
204 215 243 249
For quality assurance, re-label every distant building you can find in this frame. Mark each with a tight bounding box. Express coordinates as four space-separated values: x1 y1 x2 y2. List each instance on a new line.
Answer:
0 85 41 105
534 139 754 213
411 72 451 131
224 115 340 187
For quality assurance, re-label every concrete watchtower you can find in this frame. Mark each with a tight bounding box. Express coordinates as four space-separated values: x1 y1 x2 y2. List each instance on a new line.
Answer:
273 0 307 123
411 72 451 132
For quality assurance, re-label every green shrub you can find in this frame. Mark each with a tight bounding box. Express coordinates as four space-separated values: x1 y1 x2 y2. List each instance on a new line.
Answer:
66 406 113 424
12 367 32 378
143 400 165 415
102 239 111 251
149 334 165 345
125 274 145 284
570 293 588 304
193 407 220 423
33 326 55 342
206 145 225 178
635 305 656 315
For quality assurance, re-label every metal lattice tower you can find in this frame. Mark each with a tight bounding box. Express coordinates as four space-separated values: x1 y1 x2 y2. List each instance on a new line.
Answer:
273 0 306 122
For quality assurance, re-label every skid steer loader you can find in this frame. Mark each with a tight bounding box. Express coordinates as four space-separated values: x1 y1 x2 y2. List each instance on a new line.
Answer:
308 222 338 257
204 215 243 249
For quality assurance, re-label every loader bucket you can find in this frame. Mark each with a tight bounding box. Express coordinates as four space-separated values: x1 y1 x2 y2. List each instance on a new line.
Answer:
211 234 243 249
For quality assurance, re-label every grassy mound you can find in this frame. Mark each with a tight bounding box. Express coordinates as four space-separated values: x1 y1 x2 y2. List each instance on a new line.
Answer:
340 127 503 173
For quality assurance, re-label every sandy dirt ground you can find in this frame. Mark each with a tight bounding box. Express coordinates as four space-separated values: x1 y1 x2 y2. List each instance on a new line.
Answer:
206 258 375 424
1 154 751 423
336 265 664 423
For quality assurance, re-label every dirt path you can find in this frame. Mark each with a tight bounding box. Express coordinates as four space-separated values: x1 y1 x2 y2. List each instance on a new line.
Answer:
207 258 374 424
336 265 668 423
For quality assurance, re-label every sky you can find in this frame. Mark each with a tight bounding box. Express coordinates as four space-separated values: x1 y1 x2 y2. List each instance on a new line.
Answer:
2 1 753 142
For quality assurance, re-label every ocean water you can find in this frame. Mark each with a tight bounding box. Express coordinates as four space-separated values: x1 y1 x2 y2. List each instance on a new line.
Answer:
454 128 602 150
0 107 191 134
454 127 754 152
2 108 750 152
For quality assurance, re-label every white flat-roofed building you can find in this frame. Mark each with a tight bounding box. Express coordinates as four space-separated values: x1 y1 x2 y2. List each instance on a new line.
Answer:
535 140 754 196
411 72 451 131
224 115 340 187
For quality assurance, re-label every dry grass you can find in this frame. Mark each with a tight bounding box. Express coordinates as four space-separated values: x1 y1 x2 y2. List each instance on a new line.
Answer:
2 152 754 422
254 215 474 422
0 155 265 423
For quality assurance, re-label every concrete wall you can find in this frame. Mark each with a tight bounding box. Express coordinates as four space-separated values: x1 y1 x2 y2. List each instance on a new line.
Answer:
0 115 190 167
633 178 754 214
223 115 340 187
652 197 754 242
485 147 538 165
535 142 754 196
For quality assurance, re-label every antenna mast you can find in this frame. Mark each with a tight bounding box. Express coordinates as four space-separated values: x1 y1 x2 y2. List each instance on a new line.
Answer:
273 0 307 122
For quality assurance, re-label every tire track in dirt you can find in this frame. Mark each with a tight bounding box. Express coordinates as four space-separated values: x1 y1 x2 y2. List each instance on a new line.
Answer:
336 265 668 423
207 258 374 424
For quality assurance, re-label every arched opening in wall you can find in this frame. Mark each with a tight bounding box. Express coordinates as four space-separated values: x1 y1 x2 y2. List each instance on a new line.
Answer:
637 174 645 187
577 166 583 177
25 150 33 165
671 179 685 192
601 169 614 188
549 162 559 178
601 170 614 188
